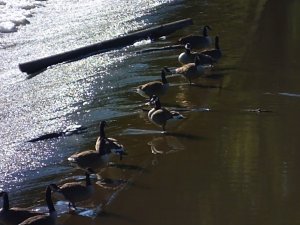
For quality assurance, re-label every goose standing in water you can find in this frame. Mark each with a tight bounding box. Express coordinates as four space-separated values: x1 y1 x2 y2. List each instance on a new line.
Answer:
178 25 212 49
0 191 43 225
174 56 207 85
50 168 95 210
94 121 126 160
95 121 126 157
18 185 57 225
178 43 216 65
201 36 222 62
136 67 172 99
68 136 115 169
148 95 184 131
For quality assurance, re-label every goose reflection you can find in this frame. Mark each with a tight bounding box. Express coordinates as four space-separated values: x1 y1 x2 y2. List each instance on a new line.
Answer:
147 136 185 155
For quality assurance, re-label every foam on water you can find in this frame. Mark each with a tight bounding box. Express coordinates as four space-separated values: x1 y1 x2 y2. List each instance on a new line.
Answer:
0 0 44 33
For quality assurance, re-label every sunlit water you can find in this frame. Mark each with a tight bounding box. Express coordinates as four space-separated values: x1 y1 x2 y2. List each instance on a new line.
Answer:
1 0 300 225
0 0 178 192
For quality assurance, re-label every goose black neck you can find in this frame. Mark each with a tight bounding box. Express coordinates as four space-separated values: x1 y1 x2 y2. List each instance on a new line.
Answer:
1 192 9 210
215 36 220 49
85 172 91 186
98 138 110 155
195 57 200 66
45 186 55 213
161 70 168 84
203 26 209 36
99 122 106 138
185 48 191 54
155 98 161 110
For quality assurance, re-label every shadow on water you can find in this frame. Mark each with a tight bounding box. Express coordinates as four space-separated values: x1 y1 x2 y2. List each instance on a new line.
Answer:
108 163 147 172
121 128 205 140
96 210 137 223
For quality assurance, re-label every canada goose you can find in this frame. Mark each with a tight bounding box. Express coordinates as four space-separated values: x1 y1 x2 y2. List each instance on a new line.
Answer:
148 95 184 131
201 36 222 61
68 137 112 169
0 191 43 225
178 43 216 65
174 56 206 84
49 168 95 210
18 185 57 225
178 25 212 49
136 67 172 99
94 121 126 159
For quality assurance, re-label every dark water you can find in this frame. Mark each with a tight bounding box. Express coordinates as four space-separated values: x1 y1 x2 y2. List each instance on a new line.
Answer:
2 0 300 224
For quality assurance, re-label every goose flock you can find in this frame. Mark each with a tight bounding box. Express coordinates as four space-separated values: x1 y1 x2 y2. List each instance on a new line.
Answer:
0 25 221 225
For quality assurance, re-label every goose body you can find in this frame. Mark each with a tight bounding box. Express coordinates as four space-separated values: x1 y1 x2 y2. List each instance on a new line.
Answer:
0 191 43 225
94 121 125 158
178 43 216 65
68 137 112 169
175 56 206 84
148 96 184 131
201 36 222 61
50 168 95 209
136 68 172 99
18 185 57 225
178 25 212 49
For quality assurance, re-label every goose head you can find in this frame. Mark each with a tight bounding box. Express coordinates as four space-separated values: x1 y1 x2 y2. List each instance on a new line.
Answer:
161 67 171 84
202 25 211 36
99 121 108 138
150 95 161 110
163 66 172 75
184 43 191 53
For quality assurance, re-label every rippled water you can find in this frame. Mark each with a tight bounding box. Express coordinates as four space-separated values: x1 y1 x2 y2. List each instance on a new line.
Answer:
1 0 300 225
0 0 178 191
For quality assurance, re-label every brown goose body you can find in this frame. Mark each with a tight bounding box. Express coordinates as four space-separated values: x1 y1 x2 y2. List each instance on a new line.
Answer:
68 136 111 169
175 56 205 84
136 68 171 99
178 25 212 49
178 43 216 65
0 192 43 225
148 96 184 131
50 169 95 209
94 121 125 157
201 36 222 61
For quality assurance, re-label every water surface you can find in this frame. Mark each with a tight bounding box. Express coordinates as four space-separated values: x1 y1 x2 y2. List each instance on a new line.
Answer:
1 0 300 225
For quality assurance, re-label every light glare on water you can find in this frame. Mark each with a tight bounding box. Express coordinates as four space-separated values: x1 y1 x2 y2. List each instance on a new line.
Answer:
1 0 300 225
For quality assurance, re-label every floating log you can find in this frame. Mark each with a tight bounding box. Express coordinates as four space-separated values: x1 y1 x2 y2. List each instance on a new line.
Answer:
28 125 87 142
19 18 193 75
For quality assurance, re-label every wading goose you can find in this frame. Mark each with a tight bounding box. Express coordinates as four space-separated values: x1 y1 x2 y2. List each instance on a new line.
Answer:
174 55 206 84
178 43 216 65
50 168 95 210
136 67 172 99
148 95 184 131
18 185 57 225
94 121 126 159
201 36 222 62
68 137 113 169
178 25 212 49
0 192 43 225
